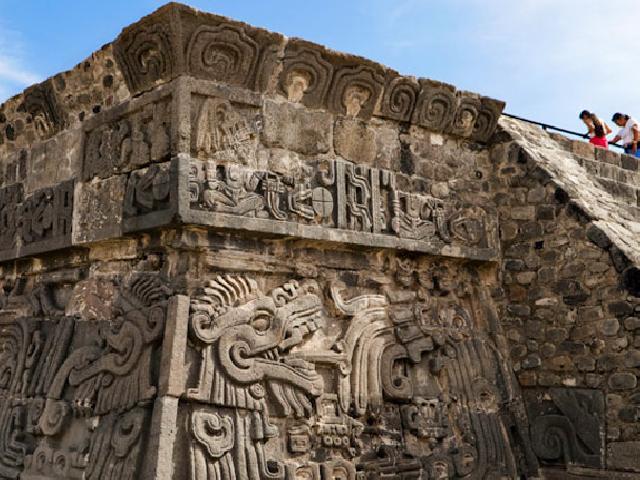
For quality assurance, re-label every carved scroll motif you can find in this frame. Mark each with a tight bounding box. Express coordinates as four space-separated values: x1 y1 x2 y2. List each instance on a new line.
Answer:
412 80 458 133
85 408 148 480
0 317 75 479
328 65 384 118
181 264 537 479
23 444 86 479
449 96 480 138
115 22 174 93
378 75 419 122
527 388 604 469
187 24 259 88
187 275 327 480
472 97 506 143
188 276 324 411
39 274 171 425
22 81 65 140
0 273 169 480
279 44 334 107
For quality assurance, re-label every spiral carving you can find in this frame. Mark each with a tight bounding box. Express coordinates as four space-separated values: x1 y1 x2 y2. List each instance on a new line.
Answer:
412 80 458 132
329 65 384 119
531 416 572 461
472 97 505 143
379 76 419 122
114 22 173 94
187 24 258 87
111 409 145 458
280 44 333 108
191 411 235 459
449 97 480 138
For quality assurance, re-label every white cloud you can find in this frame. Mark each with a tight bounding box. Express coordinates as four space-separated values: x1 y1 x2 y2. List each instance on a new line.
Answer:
369 0 640 131
0 56 40 86
0 23 41 103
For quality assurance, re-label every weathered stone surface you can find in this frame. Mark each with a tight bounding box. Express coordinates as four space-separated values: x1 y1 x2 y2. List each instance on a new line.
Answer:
608 442 640 471
261 100 332 155
1 3 640 479
608 373 638 390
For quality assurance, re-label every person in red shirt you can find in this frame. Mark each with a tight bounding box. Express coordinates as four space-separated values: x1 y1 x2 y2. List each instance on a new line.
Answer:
579 110 612 149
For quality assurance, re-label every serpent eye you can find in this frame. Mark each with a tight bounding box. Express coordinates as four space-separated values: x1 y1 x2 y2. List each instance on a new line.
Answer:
250 310 272 333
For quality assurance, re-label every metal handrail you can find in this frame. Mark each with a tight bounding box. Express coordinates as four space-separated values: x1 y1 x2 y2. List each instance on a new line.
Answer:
503 112 625 150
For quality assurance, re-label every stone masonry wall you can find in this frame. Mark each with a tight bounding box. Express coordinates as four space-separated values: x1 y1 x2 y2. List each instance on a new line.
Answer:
496 118 640 477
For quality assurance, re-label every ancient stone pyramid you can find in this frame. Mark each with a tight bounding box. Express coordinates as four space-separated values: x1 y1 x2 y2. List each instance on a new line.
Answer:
0 3 639 479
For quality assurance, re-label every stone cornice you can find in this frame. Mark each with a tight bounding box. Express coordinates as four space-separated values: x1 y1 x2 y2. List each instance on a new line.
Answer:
0 2 505 152
113 3 504 142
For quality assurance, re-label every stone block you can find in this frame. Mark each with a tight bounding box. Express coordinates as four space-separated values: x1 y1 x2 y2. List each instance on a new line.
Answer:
571 139 595 159
599 318 620 336
595 147 621 166
608 300 634 318
510 206 536 220
624 350 640 368
621 154 639 171
608 372 638 390
262 100 332 155
624 316 640 331
608 442 640 471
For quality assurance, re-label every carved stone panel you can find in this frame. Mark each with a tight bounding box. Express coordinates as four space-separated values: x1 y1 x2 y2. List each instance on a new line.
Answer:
191 96 262 166
187 157 496 260
83 97 171 180
0 179 74 261
115 20 175 94
124 163 173 218
525 388 605 469
0 272 172 480
169 264 536 479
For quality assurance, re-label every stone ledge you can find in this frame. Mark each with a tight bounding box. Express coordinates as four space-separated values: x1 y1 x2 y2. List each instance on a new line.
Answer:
548 132 640 176
111 3 505 141
1 2 505 156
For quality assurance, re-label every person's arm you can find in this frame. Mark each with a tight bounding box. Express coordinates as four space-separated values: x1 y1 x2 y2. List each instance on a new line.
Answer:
604 122 613 135
585 120 595 136
632 125 640 153
611 134 622 144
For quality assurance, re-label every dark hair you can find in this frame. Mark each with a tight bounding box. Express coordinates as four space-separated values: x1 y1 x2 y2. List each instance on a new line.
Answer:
582 110 606 137
612 112 629 122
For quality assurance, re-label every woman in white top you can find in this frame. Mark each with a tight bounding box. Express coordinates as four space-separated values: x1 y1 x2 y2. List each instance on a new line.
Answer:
611 113 640 157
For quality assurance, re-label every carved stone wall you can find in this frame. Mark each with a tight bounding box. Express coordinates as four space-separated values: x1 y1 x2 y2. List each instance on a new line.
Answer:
0 2 639 479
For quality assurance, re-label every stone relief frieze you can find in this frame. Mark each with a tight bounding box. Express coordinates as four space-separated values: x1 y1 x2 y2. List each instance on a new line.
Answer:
177 265 535 480
83 98 171 180
115 21 175 94
525 388 605 470
188 158 491 252
193 97 262 165
0 272 172 480
111 5 504 142
124 162 172 218
0 179 74 258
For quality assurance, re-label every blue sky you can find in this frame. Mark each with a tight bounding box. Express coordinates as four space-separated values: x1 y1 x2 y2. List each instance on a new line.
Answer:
1 0 638 135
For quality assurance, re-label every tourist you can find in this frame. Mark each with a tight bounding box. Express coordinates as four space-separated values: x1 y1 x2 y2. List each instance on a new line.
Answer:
579 110 611 149
611 113 640 157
